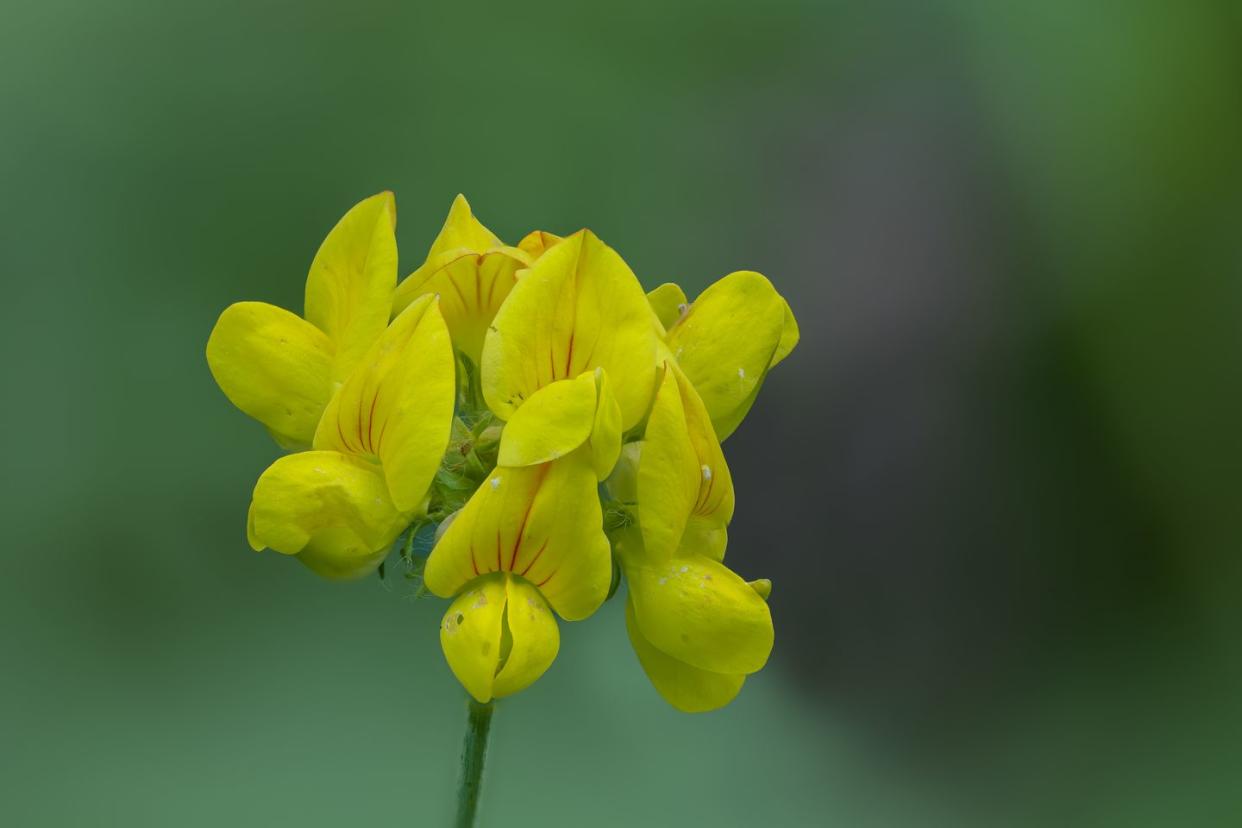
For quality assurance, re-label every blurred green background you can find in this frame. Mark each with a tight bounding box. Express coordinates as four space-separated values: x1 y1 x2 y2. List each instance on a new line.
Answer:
3 1 1241 825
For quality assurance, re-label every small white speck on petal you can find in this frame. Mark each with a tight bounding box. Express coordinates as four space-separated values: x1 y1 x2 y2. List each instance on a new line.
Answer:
679 565 689 573
658 577 668 586
738 367 746 379
490 476 502 489
701 464 713 481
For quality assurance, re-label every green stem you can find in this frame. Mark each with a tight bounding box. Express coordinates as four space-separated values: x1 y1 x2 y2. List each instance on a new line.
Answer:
455 699 494 828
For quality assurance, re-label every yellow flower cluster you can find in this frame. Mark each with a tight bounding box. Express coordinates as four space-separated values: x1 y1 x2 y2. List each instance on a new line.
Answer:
207 193 798 712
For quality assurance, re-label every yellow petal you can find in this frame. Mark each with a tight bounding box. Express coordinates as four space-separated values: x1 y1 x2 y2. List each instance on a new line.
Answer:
704 297 800 440
248 451 406 580
588 368 622 480
771 297 800 368
673 362 734 525
313 295 456 512
665 271 786 440
704 378 763 448
392 248 529 364
206 301 335 448
627 555 774 675
516 230 563 259
496 373 597 468
395 194 502 317
682 397 734 560
646 282 687 332
636 367 700 562
440 575 507 703
654 337 678 372
637 364 734 562
424 450 611 621
493 576 560 699
303 191 399 384
679 517 729 564
481 229 658 431
417 194 503 276
246 502 261 551
748 578 772 600
440 573 560 703
626 598 744 713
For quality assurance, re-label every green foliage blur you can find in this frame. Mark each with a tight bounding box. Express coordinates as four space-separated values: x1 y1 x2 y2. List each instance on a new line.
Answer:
2 1 1240 825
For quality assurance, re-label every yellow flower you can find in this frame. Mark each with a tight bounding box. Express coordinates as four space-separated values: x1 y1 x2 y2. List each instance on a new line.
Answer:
206 192 399 449
390 194 532 366
206 192 456 580
246 294 456 579
424 449 611 701
610 363 774 712
438 571 561 702
647 272 799 440
481 228 658 478
421 228 657 701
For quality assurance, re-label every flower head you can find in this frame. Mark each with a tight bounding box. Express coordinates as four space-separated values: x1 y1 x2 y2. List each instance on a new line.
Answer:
207 192 798 709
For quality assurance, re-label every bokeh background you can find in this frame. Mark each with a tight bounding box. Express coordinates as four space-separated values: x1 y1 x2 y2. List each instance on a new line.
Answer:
3 1 1241 825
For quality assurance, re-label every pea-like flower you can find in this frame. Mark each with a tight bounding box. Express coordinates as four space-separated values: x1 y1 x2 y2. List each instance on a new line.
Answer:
249 293 455 580
207 193 456 579
422 229 655 701
424 449 609 701
481 228 658 445
608 363 775 712
206 192 399 449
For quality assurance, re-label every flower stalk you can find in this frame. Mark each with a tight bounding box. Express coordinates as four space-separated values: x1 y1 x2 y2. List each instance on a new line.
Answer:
455 699 494 828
